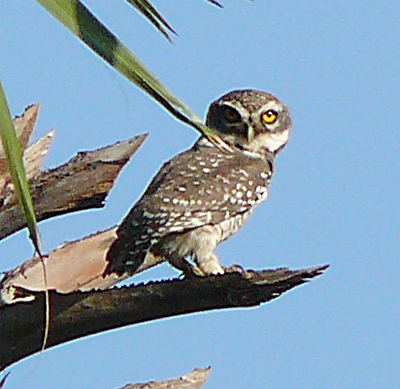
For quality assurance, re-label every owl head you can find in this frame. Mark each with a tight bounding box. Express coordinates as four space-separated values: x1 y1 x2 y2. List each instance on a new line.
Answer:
206 89 292 157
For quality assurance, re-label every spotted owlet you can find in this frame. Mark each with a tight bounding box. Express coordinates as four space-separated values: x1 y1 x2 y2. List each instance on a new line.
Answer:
105 89 292 277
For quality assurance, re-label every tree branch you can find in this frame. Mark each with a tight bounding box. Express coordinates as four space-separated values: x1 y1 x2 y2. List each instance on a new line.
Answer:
0 133 148 240
0 264 328 371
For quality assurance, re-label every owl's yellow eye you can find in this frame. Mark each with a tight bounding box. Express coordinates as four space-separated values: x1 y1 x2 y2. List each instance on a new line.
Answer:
262 110 279 125
222 106 241 123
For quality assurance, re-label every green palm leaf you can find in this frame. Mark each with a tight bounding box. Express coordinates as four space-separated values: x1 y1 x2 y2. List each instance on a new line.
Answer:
35 0 225 145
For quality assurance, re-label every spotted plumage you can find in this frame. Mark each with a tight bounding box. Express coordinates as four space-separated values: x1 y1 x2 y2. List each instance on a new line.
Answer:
105 89 292 276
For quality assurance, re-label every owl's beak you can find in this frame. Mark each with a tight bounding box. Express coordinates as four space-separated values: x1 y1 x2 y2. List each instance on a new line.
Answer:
247 127 255 143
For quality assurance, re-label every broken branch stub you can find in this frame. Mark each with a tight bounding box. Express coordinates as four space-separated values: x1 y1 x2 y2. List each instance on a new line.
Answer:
0 104 40 178
118 367 211 389
0 104 148 240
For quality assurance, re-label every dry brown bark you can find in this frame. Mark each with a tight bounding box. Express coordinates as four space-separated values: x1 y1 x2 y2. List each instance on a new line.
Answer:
0 131 148 239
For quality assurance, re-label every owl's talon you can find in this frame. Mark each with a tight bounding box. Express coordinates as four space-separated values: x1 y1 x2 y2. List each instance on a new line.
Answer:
180 267 203 279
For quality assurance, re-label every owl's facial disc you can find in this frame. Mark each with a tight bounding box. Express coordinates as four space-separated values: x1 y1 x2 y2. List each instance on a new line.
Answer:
205 89 292 156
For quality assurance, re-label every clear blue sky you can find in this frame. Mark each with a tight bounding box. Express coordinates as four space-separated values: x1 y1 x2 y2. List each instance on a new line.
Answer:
1 1 399 388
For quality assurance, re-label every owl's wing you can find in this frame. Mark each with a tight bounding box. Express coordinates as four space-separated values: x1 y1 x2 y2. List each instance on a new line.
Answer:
105 145 273 275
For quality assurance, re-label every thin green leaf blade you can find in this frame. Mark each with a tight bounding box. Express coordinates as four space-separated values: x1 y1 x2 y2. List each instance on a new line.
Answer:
125 0 177 41
0 80 41 255
35 0 224 145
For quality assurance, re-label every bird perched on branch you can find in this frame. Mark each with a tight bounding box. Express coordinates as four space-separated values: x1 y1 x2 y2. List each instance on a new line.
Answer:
105 89 292 277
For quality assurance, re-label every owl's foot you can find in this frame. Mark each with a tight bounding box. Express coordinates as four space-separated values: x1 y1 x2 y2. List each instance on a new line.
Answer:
169 254 224 278
175 262 214 279
168 257 200 278
195 253 225 277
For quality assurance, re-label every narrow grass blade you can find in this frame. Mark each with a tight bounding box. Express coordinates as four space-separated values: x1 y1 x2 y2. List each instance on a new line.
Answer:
36 0 223 144
124 0 177 42
0 80 41 255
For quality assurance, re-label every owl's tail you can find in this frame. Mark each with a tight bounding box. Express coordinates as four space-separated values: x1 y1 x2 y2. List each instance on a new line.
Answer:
103 235 148 277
